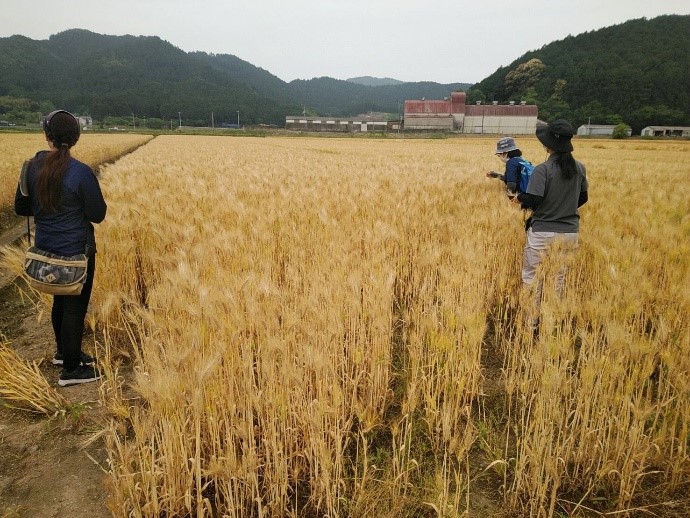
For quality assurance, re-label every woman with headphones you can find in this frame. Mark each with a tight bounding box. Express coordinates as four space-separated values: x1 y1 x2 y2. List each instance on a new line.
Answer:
15 110 107 386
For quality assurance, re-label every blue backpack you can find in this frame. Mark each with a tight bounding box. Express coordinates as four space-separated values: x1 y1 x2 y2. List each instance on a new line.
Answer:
516 158 534 193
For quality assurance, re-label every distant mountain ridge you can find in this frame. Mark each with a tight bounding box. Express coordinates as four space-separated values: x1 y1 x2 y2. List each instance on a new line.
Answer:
287 77 469 117
0 29 299 126
0 30 470 126
347 76 406 87
1 16 687 130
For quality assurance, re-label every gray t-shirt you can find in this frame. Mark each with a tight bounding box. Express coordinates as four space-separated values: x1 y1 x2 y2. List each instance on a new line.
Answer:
526 155 588 233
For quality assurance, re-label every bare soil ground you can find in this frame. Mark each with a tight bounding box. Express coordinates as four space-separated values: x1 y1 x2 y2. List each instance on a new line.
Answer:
0 219 112 518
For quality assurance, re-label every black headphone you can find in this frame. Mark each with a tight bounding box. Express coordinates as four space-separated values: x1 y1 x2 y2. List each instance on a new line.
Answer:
43 110 79 142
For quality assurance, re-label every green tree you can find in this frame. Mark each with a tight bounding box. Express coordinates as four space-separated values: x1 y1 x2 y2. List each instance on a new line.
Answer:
539 98 571 122
504 58 546 97
144 117 166 129
466 88 486 104
551 79 567 100
522 87 539 106
628 104 685 130
612 123 631 139
574 100 605 126
604 114 624 125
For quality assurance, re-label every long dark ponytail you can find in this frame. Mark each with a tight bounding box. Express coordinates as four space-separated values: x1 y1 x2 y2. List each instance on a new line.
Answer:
37 110 80 212
553 151 578 180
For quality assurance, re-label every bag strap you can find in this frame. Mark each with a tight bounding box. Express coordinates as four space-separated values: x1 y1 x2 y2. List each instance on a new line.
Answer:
19 160 32 246
19 159 31 196
21 161 32 245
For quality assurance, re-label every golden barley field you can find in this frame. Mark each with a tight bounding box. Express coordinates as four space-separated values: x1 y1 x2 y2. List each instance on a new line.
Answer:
0 133 154 221
87 135 689 517
3 134 690 517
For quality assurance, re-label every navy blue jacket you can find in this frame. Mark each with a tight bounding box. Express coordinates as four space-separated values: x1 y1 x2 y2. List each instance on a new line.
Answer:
15 151 107 256
503 156 522 193
491 157 522 193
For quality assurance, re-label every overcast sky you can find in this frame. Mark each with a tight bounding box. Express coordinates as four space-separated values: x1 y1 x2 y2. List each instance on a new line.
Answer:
1 1 688 84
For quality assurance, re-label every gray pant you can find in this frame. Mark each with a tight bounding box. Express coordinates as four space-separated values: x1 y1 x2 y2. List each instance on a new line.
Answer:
521 229 579 326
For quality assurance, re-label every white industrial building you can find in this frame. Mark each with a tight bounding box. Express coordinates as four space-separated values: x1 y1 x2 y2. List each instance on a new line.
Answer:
76 116 93 130
577 124 631 137
403 92 538 134
640 126 690 137
284 115 396 132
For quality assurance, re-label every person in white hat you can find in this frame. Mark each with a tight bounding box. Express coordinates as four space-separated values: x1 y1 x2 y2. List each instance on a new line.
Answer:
486 136 526 198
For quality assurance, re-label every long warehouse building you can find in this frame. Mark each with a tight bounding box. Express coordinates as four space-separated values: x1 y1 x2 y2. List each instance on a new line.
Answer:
403 91 538 134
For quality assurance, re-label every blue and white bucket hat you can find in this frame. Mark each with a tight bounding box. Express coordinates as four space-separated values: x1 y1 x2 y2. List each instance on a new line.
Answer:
495 137 519 154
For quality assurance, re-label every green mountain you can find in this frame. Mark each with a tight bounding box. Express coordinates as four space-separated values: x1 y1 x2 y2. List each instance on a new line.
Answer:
347 76 406 87
190 51 295 108
287 77 469 117
469 14 690 132
0 29 295 126
3 16 686 131
0 29 469 126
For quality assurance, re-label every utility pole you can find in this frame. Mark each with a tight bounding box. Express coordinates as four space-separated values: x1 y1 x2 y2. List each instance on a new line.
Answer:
178 111 182 128
211 111 214 128
237 111 240 128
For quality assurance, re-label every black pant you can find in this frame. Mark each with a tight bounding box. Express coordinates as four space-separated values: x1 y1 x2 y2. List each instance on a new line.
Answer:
51 254 96 371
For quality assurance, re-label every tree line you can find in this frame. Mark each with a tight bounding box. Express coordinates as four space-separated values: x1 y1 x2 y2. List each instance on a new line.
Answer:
0 29 466 127
1 16 688 133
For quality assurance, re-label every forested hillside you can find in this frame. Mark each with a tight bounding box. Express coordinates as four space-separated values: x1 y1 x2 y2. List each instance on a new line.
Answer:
469 15 689 131
0 29 466 126
1 15 688 130
0 30 297 126
286 78 469 117
347 76 406 87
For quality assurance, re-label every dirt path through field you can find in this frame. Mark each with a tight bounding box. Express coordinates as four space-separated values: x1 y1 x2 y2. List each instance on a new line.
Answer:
0 136 160 517
1 215 112 517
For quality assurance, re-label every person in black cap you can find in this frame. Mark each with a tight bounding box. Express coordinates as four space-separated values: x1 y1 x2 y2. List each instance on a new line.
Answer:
14 110 107 386
514 119 588 326
486 136 526 198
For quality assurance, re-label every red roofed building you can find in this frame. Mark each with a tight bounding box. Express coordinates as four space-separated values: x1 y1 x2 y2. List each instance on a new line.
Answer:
403 91 538 134
403 92 465 131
